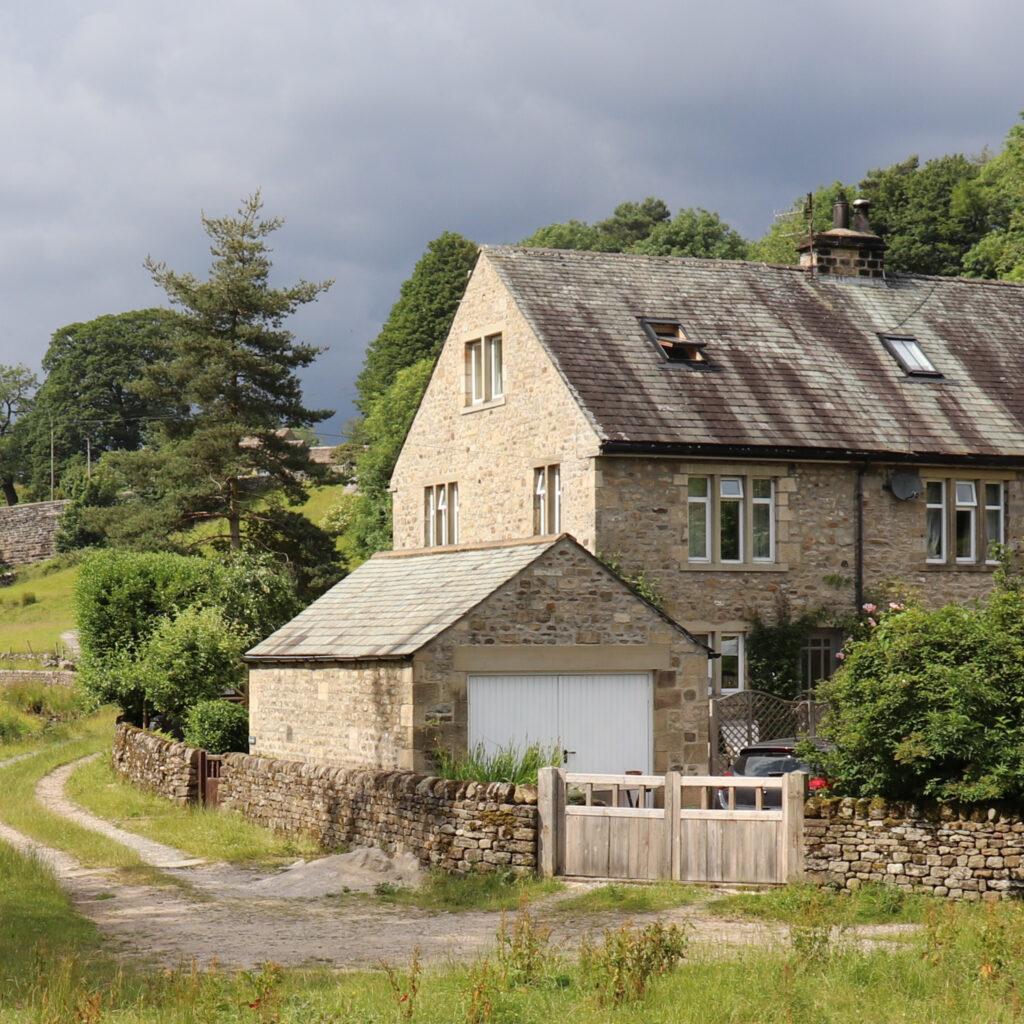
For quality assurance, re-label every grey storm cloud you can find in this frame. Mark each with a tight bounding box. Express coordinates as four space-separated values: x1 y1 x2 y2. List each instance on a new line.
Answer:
2 0 1023 441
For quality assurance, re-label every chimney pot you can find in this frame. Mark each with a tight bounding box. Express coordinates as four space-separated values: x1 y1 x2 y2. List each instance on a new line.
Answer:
852 198 871 234
833 199 850 230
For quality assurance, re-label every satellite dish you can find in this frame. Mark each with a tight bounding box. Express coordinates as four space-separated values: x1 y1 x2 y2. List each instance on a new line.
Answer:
890 472 923 501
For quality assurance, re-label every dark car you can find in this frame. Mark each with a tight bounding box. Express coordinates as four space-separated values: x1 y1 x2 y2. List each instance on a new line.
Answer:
716 737 831 810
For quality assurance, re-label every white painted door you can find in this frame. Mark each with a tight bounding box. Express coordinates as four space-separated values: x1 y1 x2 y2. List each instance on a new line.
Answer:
467 673 652 774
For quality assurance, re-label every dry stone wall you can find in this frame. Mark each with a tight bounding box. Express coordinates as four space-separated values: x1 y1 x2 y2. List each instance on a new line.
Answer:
112 724 537 874
220 752 538 874
804 798 1024 900
112 724 200 804
0 500 69 566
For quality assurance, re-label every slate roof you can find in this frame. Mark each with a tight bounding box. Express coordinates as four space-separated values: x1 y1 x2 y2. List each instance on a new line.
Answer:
484 247 1024 462
246 537 562 661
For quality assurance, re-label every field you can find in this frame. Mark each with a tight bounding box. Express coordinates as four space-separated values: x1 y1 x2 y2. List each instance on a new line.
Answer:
0 483 348 660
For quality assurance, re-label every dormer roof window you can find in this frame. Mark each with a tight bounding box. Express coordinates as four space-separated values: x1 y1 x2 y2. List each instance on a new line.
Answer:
640 318 706 363
880 333 942 378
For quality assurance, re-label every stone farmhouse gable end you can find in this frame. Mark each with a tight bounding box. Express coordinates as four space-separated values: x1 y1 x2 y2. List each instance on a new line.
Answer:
246 535 709 775
392 210 1024 697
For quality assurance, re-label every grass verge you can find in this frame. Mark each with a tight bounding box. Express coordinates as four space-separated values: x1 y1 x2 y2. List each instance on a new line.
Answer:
547 880 708 916
709 880 932 925
0 710 145 869
66 755 322 866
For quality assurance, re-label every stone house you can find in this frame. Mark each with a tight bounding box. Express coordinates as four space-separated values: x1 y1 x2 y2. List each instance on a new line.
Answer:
391 199 1024 698
247 534 708 775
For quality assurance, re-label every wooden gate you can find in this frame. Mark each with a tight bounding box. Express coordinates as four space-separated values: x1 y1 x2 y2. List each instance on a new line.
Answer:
198 751 223 807
538 769 805 885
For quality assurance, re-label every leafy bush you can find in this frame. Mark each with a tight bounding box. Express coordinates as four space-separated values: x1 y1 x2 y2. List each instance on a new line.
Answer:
432 742 561 786
183 699 249 754
819 571 1024 802
135 607 246 723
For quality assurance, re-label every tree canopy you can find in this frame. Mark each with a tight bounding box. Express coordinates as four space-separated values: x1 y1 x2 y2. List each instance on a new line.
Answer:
354 231 478 414
16 309 181 501
0 364 37 505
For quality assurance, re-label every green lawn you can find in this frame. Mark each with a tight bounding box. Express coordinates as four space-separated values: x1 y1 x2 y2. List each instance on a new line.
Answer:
0 558 78 659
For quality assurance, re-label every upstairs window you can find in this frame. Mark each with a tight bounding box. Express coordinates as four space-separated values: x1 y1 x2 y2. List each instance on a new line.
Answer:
687 475 775 565
639 318 706 363
424 482 459 546
465 334 503 405
533 465 561 534
880 334 941 377
926 477 1006 565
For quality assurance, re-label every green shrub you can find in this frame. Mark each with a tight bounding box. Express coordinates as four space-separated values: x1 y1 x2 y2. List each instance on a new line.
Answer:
137 607 246 722
820 568 1024 801
183 699 249 753
432 741 561 786
0 705 42 742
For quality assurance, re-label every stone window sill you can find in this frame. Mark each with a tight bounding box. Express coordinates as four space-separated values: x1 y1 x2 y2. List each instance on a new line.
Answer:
461 396 506 414
684 562 789 572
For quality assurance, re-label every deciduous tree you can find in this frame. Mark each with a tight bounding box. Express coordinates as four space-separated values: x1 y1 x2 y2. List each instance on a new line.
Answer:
0 364 37 505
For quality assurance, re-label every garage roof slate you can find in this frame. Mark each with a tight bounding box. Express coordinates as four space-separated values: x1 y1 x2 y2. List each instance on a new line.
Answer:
483 246 1024 461
246 537 565 662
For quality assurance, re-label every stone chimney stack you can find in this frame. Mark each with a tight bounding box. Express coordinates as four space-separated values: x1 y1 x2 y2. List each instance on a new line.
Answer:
797 196 886 279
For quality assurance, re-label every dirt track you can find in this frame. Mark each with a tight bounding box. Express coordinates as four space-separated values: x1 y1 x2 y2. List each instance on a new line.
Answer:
1 755 911 971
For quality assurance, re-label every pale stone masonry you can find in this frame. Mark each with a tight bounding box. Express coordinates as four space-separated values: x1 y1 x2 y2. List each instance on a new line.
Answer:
804 797 1024 900
0 500 69 566
248 536 708 775
392 245 1024 692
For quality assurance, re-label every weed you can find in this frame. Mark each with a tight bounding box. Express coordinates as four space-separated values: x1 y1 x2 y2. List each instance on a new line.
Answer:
242 961 284 1024
579 920 688 1006
381 949 421 1021
494 904 553 987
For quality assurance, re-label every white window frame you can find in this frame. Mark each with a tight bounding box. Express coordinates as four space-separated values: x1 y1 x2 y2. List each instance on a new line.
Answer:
694 630 747 696
925 477 1008 566
985 482 1006 563
687 474 775 566
926 480 946 563
954 481 977 563
424 482 459 546
533 464 561 535
465 333 503 406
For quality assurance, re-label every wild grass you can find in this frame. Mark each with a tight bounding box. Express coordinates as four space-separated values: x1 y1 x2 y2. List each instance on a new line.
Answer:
710 880 932 926
66 755 322 866
432 740 562 786
373 867 563 913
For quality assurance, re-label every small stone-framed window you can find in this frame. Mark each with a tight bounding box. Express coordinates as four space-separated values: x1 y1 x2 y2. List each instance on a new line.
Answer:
533 465 561 534
424 482 459 546
465 334 503 405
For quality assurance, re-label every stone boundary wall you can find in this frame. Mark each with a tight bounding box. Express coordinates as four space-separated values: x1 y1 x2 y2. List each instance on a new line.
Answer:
0 500 69 566
804 798 1024 900
220 753 538 874
112 723 199 804
112 724 538 873
0 670 75 688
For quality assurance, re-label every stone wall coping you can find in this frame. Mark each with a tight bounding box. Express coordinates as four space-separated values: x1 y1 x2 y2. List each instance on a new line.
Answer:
805 795 1024 825
221 750 537 805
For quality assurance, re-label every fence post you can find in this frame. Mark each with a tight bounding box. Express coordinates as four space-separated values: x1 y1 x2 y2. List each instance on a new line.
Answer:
537 767 565 877
781 771 807 882
663 771 681 880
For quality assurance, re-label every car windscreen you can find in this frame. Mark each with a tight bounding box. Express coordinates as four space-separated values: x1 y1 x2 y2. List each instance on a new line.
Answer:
734 753 805 777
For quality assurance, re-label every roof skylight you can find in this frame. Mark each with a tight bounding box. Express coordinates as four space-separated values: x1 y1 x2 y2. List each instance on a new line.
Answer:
880 334 942 377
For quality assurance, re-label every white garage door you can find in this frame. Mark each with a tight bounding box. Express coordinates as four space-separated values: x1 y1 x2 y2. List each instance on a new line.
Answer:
467 673 652 774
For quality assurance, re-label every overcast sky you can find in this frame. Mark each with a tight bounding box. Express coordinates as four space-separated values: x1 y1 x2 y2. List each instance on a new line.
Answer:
3 1 1022 442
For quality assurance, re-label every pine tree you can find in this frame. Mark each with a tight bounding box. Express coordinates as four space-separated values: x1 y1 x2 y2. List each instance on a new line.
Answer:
84 194 339 592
